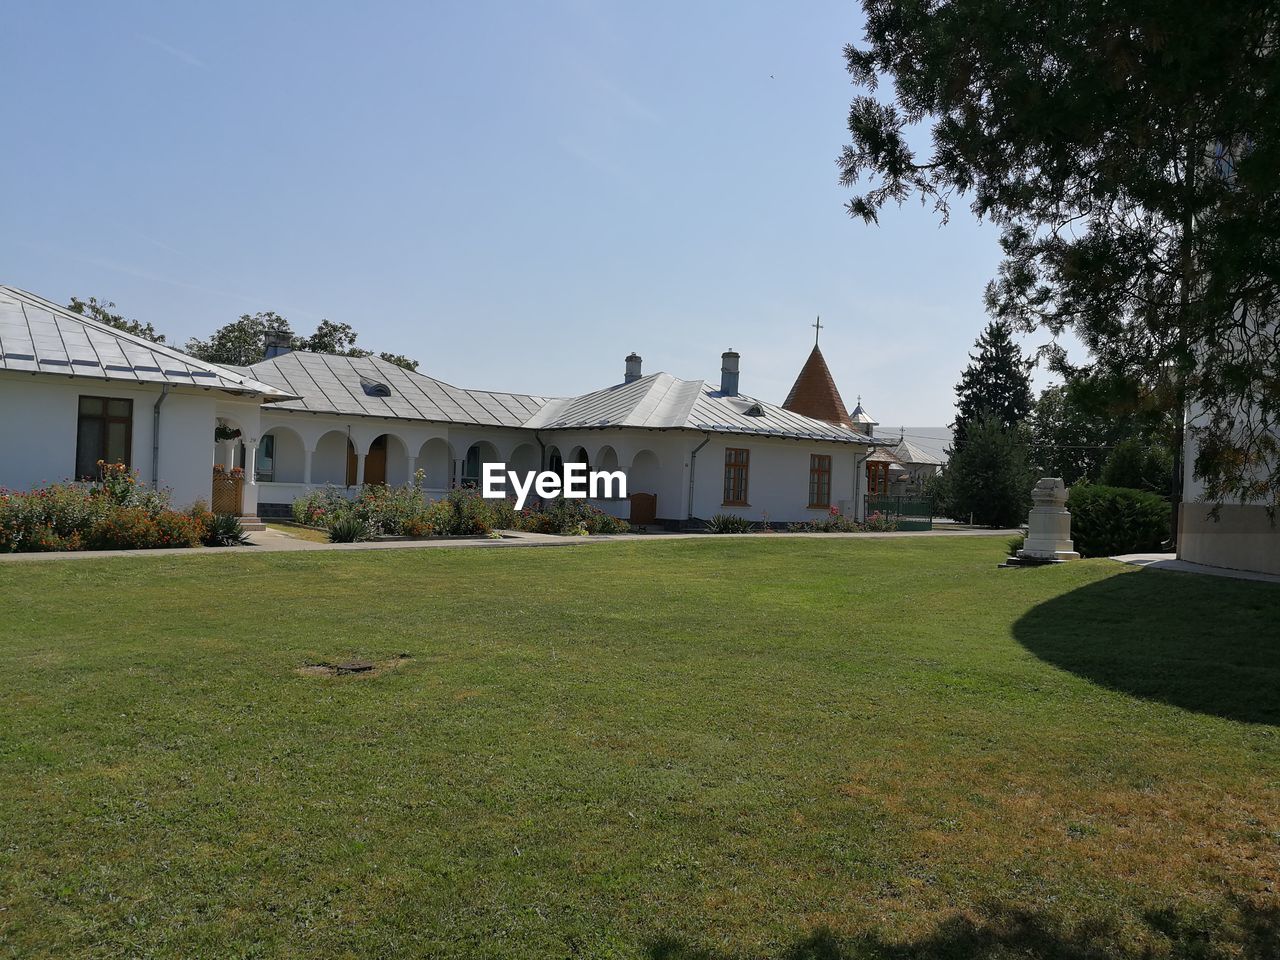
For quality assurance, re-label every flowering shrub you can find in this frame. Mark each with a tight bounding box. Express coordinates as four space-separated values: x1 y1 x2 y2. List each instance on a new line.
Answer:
0 464 211 552
517 497 629 535
292 480 627 538
786 508 898 533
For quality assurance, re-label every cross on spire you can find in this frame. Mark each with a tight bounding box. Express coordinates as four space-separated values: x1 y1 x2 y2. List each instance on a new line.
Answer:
812 315 823 346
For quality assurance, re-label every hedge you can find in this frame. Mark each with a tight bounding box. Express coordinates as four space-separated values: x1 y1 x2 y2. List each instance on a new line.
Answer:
1067 483 1171 558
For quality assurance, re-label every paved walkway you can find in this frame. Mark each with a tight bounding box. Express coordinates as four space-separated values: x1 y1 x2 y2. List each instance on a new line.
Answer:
1112 553 1280 585
0 525 1020 563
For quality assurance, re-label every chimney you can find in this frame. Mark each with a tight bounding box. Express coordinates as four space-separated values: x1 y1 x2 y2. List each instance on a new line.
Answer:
624 352 643 384
720 349 740 396
263 330 293 360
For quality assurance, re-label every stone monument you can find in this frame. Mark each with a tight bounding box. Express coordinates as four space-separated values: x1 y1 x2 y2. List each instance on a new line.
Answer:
1002 477 1080 567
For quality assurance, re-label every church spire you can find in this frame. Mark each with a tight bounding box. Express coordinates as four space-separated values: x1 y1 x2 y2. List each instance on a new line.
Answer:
782 333 853 428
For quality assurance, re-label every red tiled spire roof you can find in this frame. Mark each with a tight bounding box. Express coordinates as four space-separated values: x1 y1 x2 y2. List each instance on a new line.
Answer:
782 345 853 428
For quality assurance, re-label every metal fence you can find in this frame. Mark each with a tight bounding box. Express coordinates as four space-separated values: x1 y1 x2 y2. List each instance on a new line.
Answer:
866 495 934 531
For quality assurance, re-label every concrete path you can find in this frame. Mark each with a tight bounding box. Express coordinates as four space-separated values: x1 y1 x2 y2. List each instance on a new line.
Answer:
1112 553 1280 585
0 524 1019 563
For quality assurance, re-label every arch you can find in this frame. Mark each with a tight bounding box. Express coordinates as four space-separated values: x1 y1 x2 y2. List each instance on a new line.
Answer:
417 437 453 491
314 430 356 486
259 425 306 483
629 449 660 493
594 444 619 472
567 445 591 472
545 444 564 476
509 442 540 476
364 433 410 486
462 440 500 488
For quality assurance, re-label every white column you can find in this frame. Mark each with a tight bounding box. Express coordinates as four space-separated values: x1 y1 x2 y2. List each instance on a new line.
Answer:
245 440 258 486
406 456 417 486
303 448 314 486
223 439 237 471
355 452 366 487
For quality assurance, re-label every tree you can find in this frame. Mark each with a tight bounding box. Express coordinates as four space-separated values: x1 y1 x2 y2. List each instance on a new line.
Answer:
1030 382 1178 487
952 320 1033 447
840 1 1280 514
296 319 361 355
375 352 419 372
67 296 165 344
185 312 292 366
1029 385 1112 486
186 313 420 371
947 415 1034 527
1102 438 1175 495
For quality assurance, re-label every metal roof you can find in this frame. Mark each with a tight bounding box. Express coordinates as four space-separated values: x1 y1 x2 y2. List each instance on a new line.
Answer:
0 286 293 398
894 437 946 466
234 351 554 428
849 401 878 426
525 372 879 443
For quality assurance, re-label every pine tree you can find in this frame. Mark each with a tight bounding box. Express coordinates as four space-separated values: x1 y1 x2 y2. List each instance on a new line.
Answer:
947 415 1034 526
951 321 1032 449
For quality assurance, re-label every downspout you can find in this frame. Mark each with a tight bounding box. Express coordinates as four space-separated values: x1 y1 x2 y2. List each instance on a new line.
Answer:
686 431 712 524
151 385 170 487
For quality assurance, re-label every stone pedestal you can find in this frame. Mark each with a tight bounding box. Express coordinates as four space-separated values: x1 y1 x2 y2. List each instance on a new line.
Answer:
1019 477 1080 562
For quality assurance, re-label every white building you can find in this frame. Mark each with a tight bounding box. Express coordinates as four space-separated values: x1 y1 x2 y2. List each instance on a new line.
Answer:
1 286 890 526
1179 400 1280 576
0 286 291 519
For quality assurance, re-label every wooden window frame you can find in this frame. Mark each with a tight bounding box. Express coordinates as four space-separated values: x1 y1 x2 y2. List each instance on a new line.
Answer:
75 395 133 480
722 447 750 506
808 453 832 508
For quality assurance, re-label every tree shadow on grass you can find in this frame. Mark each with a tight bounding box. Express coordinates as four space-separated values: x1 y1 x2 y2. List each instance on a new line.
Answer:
647 898 1280 959
1011 567 1280 725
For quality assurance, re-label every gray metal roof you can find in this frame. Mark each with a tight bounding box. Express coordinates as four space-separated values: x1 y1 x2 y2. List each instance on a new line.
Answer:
234 351 554 428
0 286 293 398
849 401 877 426
525 372 878 443
894 437 945 466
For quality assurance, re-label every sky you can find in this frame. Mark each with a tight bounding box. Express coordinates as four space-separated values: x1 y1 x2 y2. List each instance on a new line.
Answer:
2 1 1074 429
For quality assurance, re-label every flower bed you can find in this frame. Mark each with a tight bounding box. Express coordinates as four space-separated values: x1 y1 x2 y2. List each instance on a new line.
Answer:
292 474 630 543
0 462 248 552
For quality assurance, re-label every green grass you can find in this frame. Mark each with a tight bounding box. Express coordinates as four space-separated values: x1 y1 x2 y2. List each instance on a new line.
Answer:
1 538 1277 959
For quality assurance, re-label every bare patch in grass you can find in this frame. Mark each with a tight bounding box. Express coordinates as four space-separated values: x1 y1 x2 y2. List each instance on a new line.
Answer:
295 654 412 679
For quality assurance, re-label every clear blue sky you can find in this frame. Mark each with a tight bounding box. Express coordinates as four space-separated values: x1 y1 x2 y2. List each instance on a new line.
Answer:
3 1 1067 428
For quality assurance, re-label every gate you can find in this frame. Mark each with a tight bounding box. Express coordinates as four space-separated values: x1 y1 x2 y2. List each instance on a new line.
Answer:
866 495 933 531
212 474 244 515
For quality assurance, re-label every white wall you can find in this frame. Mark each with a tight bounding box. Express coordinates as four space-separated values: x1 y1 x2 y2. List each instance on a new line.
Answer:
689 435 864 524
0 373 218 507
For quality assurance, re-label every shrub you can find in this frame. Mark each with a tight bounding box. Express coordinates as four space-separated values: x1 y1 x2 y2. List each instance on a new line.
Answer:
1006 533 1026 554
203 513 251 547
515 498 629 535
327 513 378 543
705 513 753 534
1068 483 1171 558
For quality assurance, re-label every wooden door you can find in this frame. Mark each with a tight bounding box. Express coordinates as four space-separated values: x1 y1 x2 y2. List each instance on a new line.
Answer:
364 436 388 485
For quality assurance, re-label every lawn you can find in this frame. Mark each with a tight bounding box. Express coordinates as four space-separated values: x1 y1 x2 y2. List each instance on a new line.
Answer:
1 538 1277 959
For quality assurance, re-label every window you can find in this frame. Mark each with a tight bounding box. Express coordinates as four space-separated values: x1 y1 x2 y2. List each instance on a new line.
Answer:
256 434 275 483
360 377 391 398
75 396 132 480
808 454 832 508
723 447 749 505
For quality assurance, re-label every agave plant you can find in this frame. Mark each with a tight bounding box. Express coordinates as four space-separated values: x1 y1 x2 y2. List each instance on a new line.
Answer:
202 513 252 547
